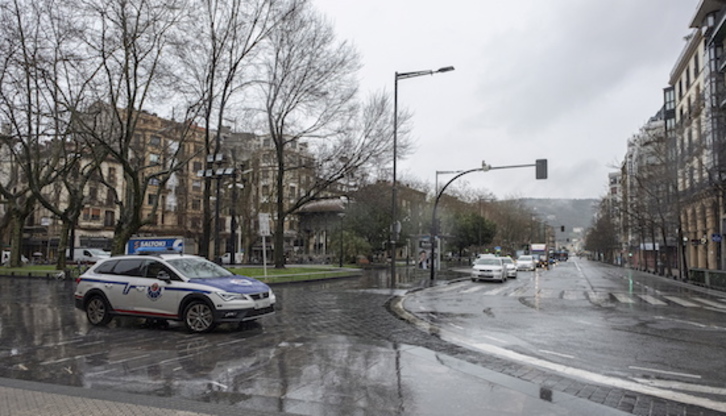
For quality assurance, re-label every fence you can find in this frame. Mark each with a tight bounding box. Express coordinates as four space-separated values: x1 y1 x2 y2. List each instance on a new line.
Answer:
688 268 726 291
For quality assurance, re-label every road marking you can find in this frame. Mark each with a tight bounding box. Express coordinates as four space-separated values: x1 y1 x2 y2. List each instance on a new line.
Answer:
692 297 726 309
562 290 584 300
586 291 610 303
539 349 575 359
486 286 510 296
482 335 506 343
628 366 701 379
637 294 667 306
612 293 635 304
442 333 726 413
510 287 531 296
662 296 700 307
633 378 726 395
537 289 558 298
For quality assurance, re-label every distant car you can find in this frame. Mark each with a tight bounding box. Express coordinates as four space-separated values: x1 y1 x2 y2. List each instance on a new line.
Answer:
473 253 496 265
516 255 536 271
471 257 507 283
498 256 517 278
74 253 275 333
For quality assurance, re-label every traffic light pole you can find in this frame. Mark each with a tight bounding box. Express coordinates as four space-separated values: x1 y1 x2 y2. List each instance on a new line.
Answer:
430 160 547 281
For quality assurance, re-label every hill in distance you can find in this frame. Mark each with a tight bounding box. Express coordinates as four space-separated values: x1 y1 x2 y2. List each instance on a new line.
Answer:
518 198 598 233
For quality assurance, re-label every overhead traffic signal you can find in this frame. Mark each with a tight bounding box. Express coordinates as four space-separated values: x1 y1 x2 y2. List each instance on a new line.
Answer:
535 159 547 180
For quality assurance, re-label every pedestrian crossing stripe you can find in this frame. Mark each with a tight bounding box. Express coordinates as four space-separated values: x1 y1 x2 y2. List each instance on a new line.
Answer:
692 297 726 309
612 293 635 304
637 295 667 306
662 296 700 307
489 288 726 310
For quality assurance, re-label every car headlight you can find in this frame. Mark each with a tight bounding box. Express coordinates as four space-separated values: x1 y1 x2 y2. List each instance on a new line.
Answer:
217 292 249 302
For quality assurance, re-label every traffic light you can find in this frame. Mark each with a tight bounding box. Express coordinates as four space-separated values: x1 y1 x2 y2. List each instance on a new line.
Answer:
535 159 547 180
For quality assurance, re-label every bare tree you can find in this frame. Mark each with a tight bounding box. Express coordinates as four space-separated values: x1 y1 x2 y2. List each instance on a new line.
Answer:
621 117 678 275
0 0 87 267
256 4 406 268
69 0 199 254
173 0 301 260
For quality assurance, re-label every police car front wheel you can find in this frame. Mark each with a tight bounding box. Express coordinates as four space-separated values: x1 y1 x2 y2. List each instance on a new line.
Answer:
183 300 217 333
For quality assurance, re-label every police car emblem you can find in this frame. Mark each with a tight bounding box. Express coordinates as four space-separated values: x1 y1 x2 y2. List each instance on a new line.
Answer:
147 283 163 300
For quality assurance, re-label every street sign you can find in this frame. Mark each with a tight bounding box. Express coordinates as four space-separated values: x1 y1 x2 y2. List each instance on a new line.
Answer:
259 213 271 237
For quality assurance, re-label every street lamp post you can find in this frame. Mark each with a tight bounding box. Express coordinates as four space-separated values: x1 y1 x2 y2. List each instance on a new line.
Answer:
338 213 344 268
391 66 454 280
198 159 236 263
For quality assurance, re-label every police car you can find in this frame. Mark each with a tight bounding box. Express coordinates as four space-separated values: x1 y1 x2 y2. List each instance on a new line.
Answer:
74 253 275 333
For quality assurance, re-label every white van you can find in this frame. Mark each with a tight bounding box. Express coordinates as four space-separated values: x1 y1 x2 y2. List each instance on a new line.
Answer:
221 252 244 265
1 251 29 265
67 248 111 264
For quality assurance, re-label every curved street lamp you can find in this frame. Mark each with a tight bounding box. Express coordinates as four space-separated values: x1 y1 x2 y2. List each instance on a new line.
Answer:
391 66 455 279
430 159 547 281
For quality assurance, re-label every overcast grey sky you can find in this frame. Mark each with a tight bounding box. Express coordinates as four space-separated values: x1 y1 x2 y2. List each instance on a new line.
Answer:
313 0 699 200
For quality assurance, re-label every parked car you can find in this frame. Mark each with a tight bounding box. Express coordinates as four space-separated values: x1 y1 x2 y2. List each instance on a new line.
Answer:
74 253 275 333
498 256 517 278
221 252 244 265
471 256 507 283
1 251 29 265
67 248 111 264
516 255 536 271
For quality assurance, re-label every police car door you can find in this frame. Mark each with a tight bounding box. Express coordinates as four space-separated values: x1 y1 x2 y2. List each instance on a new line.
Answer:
131 259 182 319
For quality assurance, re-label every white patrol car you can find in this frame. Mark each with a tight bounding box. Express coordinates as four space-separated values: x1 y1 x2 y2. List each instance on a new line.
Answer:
74 253 275 333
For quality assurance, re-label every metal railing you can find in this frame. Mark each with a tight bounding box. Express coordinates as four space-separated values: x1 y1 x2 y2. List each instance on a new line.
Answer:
689 268 726 291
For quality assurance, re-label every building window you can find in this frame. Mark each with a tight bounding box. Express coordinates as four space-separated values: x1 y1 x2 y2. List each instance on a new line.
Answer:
104 210 115 227
148 194 158 205
694 54 699 76
91 208 101 221
106 189 114 206
150 153 160 165
193 161 202 171
108 167 117 184
192 180 202 190
149 135 161 147
149 178 160 186
192 199 201 210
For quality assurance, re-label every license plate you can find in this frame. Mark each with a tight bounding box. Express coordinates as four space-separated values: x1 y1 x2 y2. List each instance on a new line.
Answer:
255 299 270 309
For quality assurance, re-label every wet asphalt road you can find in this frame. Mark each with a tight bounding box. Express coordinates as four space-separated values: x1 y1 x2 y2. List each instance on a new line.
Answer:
0 261 725 415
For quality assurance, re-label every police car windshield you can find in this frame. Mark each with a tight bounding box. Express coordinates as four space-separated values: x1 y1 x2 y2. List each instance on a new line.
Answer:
167 257 233 279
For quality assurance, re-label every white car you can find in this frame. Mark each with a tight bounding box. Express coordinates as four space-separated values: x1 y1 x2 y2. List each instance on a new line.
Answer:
471 257 507 283
74 253 275 333
516 255 536 271
498 256 517 278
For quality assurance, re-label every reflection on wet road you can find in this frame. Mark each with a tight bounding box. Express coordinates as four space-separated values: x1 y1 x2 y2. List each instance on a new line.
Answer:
0 269 483 415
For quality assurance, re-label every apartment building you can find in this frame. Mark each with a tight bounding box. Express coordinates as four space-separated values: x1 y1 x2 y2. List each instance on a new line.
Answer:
616 0 726 273
24 110 209 259
670 0 726 271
